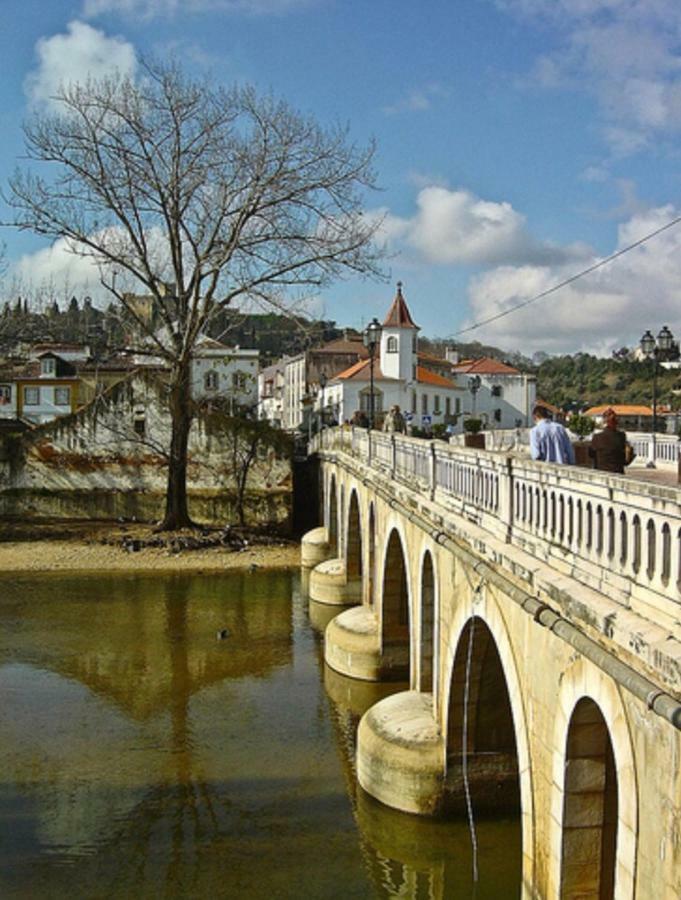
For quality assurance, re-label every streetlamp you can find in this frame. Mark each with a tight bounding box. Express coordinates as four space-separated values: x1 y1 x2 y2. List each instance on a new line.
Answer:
640 325 675 467
363 317 382 429
468 375 482 417
319 372 327 430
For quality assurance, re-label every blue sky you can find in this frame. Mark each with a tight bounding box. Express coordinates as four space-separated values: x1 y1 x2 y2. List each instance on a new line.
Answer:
2 0 681 355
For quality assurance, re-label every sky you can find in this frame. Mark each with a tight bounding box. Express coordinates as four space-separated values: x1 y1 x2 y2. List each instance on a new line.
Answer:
2 0 681 356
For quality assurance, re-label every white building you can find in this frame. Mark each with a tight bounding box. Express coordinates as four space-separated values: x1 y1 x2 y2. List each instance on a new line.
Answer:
258 361 286 428
450 356 536 429
0 348 84 424
190 338 259 411
324 284 463 428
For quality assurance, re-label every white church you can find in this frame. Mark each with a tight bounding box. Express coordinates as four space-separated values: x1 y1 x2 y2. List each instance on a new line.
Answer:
321 284 463 427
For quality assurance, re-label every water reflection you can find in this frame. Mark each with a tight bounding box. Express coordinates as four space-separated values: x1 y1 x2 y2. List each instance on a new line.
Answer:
311 606 522 899
0 571 520 899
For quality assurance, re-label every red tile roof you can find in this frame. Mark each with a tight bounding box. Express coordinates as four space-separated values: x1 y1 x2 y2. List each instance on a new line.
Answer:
382 282 419 329
585 404 653 417
333 358 393 381
451 356 520 375
416 366 459 388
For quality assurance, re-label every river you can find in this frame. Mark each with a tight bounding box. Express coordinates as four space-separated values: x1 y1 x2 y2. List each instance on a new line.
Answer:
0 570 520 898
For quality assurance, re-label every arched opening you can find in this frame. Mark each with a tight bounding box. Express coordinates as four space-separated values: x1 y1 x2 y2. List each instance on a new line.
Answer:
367 504 376 606
560 697 618 900
445 617 520 814
346 491 362 586
381 530 410 656
328 476 338 554
418 552 435 693
646 519 656 580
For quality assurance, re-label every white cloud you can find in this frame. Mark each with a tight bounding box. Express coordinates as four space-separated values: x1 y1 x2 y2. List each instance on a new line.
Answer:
376 185 587 267
82 0 314 18
11 238 111 304
25 21 137 109
383 84 449 116
500 0 681 155
462 205 681 353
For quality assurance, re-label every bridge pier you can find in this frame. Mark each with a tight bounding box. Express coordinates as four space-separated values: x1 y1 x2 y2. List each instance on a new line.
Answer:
356 691 445 815
302 526 361 606
308 557 361 605
324 606 410 682
300 526 332 571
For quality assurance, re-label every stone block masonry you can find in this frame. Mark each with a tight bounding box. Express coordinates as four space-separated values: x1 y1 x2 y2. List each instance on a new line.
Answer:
0 370 292 527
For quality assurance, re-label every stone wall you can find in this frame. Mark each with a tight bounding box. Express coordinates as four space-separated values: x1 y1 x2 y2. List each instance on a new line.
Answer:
0 370 292 526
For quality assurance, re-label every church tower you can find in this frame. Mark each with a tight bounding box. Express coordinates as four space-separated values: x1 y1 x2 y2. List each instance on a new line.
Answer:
379 282 419 382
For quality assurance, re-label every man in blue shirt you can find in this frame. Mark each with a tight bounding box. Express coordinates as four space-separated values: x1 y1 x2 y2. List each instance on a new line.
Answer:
530 405 575 464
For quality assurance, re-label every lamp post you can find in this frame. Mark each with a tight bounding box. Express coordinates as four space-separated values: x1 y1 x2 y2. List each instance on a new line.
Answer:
363 317 382 430
319 372 327 431
468 375 482 417
640 325 675 468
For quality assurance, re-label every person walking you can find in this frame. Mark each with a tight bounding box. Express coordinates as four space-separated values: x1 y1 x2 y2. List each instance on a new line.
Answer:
383 404 406 435
589 408 627 474
530 404 575 464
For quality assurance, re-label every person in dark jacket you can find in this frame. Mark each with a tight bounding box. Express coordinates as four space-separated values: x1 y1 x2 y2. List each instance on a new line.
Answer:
589 408 627 473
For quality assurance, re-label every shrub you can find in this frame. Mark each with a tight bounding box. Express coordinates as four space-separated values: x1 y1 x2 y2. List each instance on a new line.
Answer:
569 413 595 438
463 418 482 434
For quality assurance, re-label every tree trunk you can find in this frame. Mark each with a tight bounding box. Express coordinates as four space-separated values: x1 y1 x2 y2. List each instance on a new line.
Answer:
159 365 194 531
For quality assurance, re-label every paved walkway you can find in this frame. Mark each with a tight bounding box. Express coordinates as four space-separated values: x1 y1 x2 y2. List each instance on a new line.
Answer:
626 465 679 488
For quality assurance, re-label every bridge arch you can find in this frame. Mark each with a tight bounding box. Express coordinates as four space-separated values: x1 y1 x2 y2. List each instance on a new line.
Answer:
327 473 338 554
367 502 377 607
549 659 637 900
345 489 362 584
441 594 534 887
380 526 412 673
416 548 437 695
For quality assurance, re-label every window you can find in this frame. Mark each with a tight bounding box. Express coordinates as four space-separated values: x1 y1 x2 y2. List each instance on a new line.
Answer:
434 394 441 413
24 387 39 406
412 335 418 352
359 387 383 413
54 387 70 406
455 398 461 415
232 371 247 391
134 417 146 438
0 385 11 406
386 336 398 353
494 408 502 422
204 370 219 391
445 397 451 416
421 394 428 414
411 390 417 413
41 357 56 376
491 385 502 397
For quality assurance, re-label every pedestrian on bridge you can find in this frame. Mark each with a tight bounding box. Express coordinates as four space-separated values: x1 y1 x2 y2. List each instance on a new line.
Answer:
530 404 575 464
589 407 628 474
383 405 407 435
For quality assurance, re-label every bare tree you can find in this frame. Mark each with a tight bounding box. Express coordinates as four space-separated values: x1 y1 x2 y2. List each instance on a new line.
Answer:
6 60 383 529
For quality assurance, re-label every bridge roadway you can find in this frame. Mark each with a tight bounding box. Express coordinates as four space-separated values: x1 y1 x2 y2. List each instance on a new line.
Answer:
301 427 681 900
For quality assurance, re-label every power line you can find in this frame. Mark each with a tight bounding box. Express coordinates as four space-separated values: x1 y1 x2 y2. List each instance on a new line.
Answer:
451 213 681 338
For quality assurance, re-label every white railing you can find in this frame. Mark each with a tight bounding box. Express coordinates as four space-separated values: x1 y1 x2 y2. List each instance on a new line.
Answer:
627 432 680 467
312 428 681 620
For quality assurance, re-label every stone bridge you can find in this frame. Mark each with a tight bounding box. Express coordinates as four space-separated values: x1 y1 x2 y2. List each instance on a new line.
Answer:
301 427 681 900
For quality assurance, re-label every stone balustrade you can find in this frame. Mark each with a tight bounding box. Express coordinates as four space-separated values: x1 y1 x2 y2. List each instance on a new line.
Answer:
314 427 681 625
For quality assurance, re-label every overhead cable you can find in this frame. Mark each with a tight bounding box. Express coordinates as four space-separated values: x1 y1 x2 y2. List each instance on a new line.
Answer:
451 213 681 338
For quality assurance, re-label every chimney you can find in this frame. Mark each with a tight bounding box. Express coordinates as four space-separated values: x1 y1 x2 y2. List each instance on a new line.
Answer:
445 346 460 365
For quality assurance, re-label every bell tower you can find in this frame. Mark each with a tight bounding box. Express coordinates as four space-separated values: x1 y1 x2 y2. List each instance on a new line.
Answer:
379 282 419 382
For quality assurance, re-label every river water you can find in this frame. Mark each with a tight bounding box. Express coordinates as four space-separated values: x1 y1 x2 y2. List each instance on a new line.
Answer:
0 570 520 899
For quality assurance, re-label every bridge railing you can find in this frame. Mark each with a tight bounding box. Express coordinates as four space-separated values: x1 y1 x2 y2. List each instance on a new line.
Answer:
313 427 681 621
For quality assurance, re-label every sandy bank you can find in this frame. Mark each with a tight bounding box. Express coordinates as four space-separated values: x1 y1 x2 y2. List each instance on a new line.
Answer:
0 521 300 575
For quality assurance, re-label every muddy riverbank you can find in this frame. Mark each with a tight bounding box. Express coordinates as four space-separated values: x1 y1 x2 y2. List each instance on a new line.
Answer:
0 519 300 574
